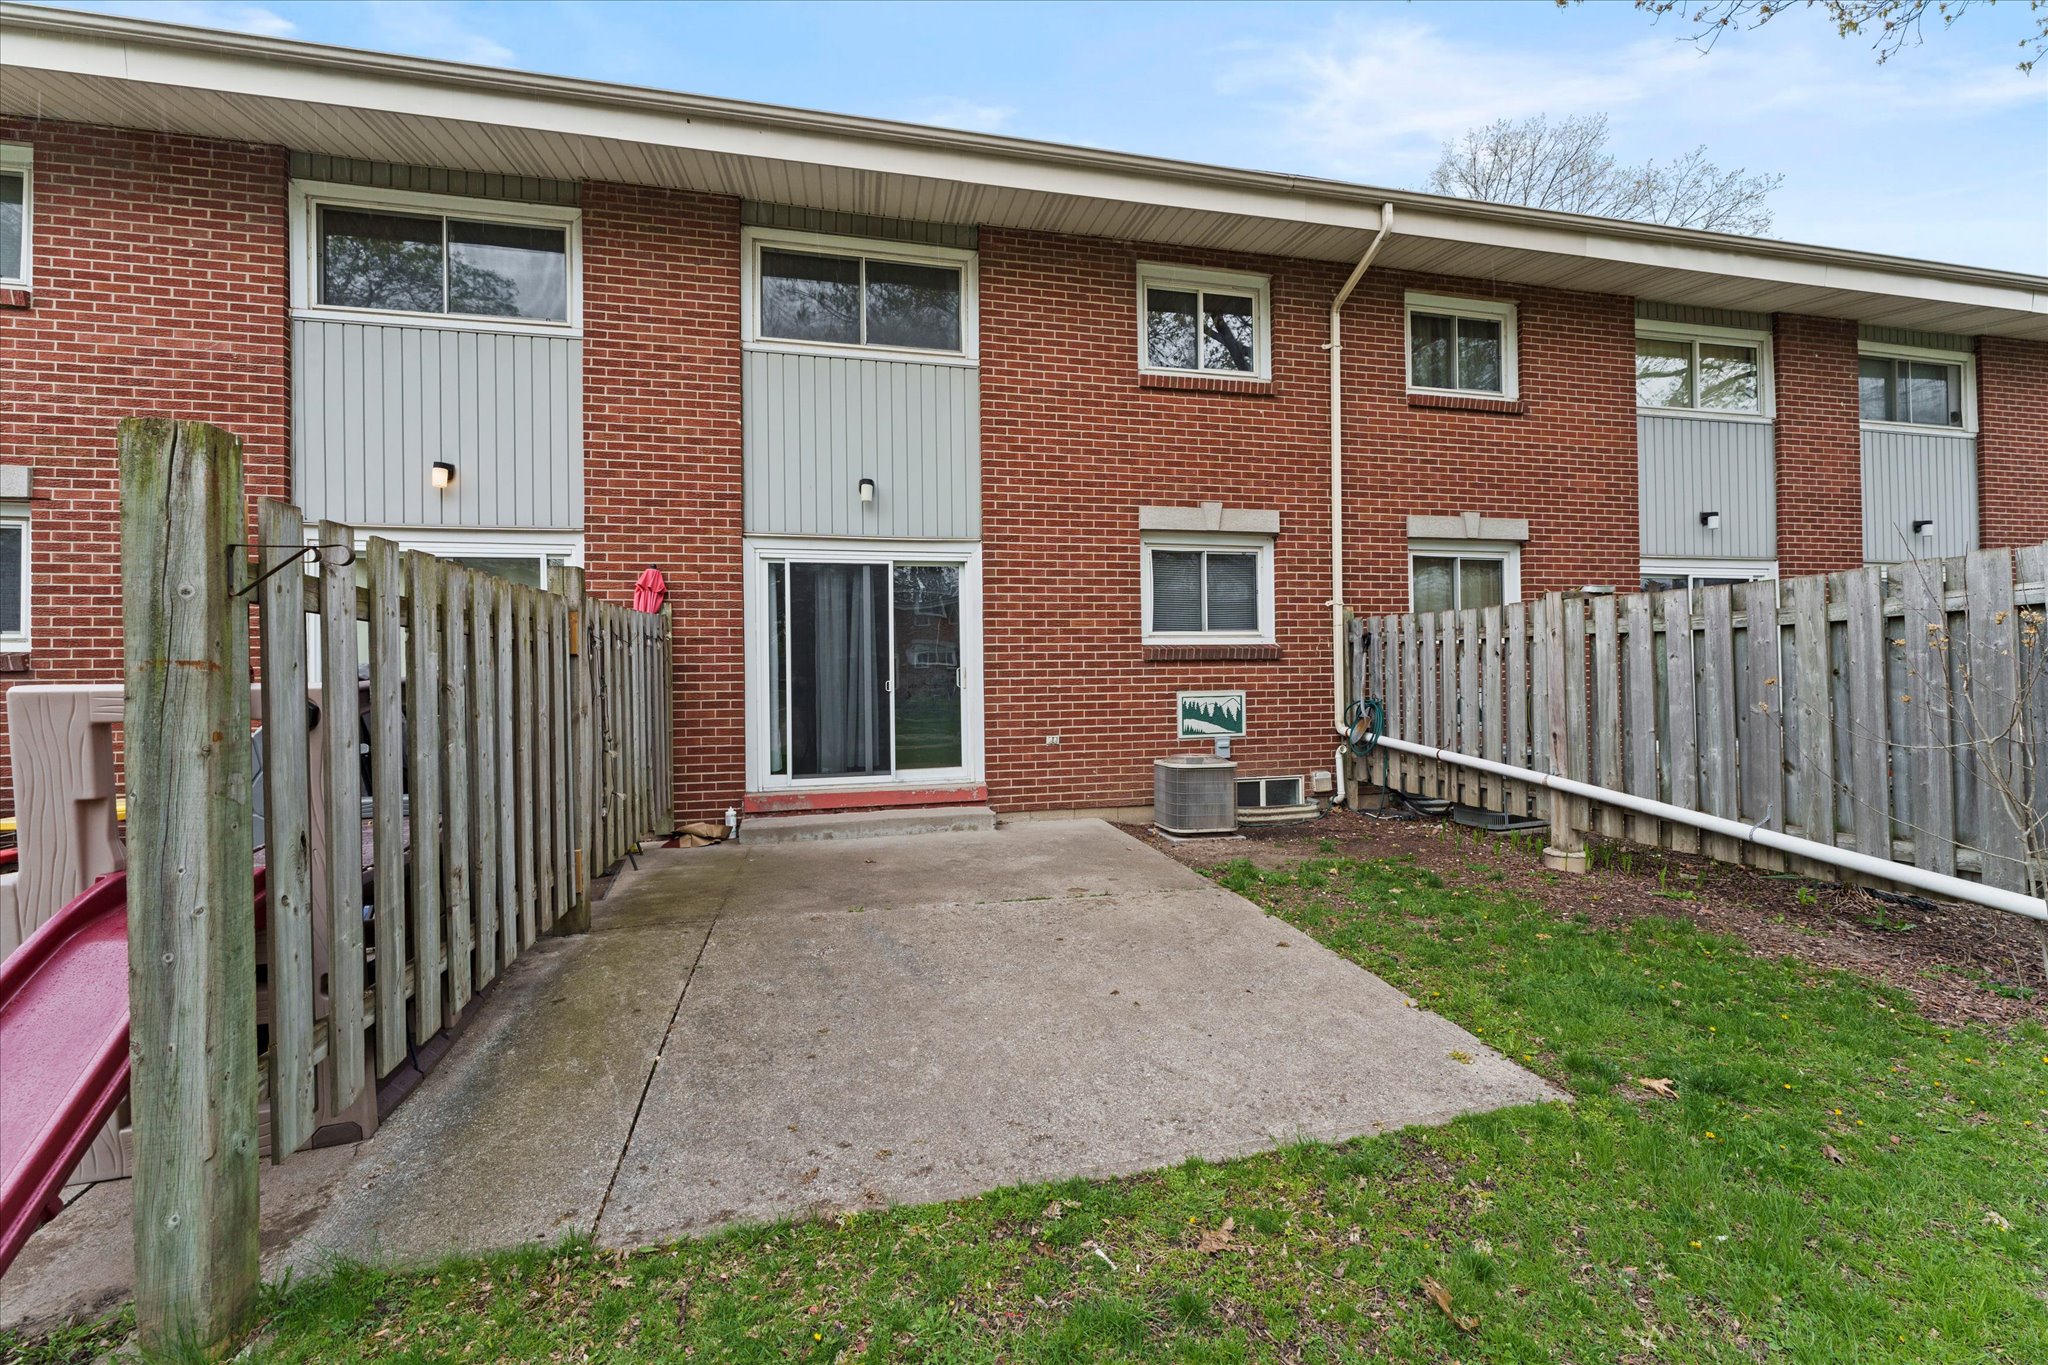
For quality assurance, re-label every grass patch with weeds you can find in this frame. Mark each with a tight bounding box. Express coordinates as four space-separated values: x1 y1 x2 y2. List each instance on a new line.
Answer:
9 852 2043 1363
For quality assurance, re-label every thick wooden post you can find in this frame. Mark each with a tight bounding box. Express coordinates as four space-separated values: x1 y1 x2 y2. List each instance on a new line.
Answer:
120 418 260 1355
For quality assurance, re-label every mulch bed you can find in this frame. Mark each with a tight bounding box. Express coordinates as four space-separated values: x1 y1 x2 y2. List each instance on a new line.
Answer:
1122 807 2046 1035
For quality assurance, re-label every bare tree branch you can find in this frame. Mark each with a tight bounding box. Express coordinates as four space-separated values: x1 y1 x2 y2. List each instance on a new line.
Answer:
1427 113 1785 234
1621 0 2048 73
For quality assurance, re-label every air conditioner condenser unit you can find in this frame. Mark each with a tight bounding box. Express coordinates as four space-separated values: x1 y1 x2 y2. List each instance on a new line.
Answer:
1154 755 1238 836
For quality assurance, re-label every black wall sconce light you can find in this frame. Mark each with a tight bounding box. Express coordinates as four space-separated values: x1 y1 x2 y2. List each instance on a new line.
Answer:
1699 510 1721 530
859 476 876 504
431 461 456 490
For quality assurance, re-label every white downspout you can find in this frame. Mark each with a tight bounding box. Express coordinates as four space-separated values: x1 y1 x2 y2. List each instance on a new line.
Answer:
1328 203 1394 802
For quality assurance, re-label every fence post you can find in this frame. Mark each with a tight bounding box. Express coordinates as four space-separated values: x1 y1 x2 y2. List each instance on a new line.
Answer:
120 418 260 1356
1541 592 1587 873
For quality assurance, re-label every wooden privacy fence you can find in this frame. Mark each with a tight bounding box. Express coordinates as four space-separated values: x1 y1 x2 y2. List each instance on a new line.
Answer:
119 420 673 1353
1354 540 2048 896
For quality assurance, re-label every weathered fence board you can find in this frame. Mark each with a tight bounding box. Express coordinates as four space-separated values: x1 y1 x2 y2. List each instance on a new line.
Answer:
441 565 474 1019
1844 566 1892 860
405 551 447 1032
365 537 408 1076
256 498 317 1161
1787 573 1833 846
1964 549 2026 892
1591 594 1622 838
1622 592 1658 845
1901 557 1957 875
470 570 500 989
316 520 365 1111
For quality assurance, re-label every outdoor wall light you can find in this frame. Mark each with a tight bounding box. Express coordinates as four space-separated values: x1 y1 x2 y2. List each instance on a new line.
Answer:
431 461 456 490
859 477 875 504
1699 511 1721 530
1913 518 1935 538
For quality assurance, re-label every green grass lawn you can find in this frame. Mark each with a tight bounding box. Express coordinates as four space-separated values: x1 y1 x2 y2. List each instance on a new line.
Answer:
15 853 2046 1364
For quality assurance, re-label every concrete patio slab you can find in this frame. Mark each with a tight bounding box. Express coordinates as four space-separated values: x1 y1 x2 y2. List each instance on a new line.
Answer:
2 817 1563 1330
595 820 1560 1245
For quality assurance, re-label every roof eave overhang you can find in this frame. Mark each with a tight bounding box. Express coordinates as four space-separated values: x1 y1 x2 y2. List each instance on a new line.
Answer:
3 4 2044 339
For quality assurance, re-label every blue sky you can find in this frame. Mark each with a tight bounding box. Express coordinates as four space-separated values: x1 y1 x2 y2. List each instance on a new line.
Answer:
48 0 2048 271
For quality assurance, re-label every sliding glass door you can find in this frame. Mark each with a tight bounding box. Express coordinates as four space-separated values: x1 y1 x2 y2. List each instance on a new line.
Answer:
755 544 978 789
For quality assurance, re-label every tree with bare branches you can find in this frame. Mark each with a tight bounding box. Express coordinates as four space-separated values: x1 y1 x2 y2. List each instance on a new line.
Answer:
1427 113 1784 234
1625 0 2048 72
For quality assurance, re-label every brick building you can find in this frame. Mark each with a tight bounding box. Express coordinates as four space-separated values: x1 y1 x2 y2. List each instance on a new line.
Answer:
2 8 2043 825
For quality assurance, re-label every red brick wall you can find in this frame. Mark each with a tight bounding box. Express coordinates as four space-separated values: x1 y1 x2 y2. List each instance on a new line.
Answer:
1977 336 2048 551
1773 315 1863 576
977 232 1637 813
578 184 745 824
0 119 290 821
1340 271 1639 609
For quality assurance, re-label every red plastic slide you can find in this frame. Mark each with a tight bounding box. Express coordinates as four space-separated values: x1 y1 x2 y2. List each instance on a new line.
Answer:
0 872 131 1275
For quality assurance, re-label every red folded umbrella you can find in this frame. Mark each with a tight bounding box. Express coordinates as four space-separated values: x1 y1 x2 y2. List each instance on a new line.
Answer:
633 565 668 614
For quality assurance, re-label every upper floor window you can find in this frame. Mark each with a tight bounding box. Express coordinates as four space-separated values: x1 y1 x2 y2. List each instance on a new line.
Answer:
1137 263 1270 380
1636 323 1770 416
0 143 30 286
1141 533 1274 644
292 182 580 329
744 229 975 359
1859 342 1974 431
1406 293 1517 398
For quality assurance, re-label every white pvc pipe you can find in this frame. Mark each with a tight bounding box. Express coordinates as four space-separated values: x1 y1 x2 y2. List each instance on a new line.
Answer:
1372 733 2048 923
1328 203 1395 748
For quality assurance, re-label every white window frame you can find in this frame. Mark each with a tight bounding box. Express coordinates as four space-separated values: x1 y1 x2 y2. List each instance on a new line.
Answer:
1 503 29 649
1639 557 1779 592
1857 340 1977 435
1407 538 1522 613
1405 292 1519 400
334 527 583 579
1140 532 1275 645
1135 262 1272 382
741 227 979 365
0 143 31 288
742 536 986 793
1634 320 1774 420
289 180 583 335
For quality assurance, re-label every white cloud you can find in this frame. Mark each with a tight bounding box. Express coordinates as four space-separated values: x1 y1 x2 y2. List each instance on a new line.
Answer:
95 2 296 37
362 1 515 66
897 96 1017 133
1220 13 2044 185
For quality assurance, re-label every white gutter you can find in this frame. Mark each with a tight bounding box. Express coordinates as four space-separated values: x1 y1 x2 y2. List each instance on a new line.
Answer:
1329 203 1395 768
1374 734 2048 923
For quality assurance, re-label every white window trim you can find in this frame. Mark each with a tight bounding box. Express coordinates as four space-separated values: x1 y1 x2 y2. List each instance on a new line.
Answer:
1 503 29 649
1405 291 1520 400
1639 557 1779 590
332 527 583 573
740 226 979 365
1140 531 1275 646
288 179 583 335
742 536 986 793
1634 320 1775 421
1857 339 1977 436
1407 538 1522 612
1135 261 1272 382
0 143 31 288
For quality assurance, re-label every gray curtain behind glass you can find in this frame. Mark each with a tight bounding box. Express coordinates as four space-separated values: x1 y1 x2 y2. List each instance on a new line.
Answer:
792 563 889 777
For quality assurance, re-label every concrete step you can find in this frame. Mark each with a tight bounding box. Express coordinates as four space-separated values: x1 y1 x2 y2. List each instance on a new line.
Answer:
739 805 997 845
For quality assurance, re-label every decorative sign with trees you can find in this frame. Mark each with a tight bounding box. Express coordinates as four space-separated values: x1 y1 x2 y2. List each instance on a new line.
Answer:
1178 691 1247 739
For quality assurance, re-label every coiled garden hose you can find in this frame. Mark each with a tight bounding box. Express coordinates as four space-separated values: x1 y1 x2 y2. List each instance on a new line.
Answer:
1344 697 1384 763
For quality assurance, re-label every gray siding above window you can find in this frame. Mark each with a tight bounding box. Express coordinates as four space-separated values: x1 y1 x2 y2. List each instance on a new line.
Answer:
1638 413 1776 559
1858 323 1973 354
1635 300 1773 333
743 350 979 539
293 318 582 530
1861 427 1977 564
290 152 579 205
740 201 977 251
